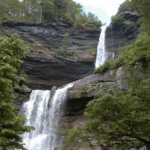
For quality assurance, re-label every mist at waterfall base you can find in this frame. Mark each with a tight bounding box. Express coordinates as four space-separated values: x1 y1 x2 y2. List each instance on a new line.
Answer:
95 25 114 69
20 83 73 150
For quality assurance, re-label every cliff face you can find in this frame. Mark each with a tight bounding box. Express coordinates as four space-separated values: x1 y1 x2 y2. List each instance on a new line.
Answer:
60 68 123 134
3 11 139 90
3 22 100 89
105 11 140 56
21 52 95 89
3 22 100 50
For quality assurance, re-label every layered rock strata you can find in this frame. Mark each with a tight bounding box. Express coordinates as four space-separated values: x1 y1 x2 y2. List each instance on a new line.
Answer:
105 11 140 56
3 22 100 50
21 52 95 89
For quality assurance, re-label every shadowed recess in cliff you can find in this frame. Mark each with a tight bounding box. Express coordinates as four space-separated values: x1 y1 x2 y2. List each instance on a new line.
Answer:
20 83 74 150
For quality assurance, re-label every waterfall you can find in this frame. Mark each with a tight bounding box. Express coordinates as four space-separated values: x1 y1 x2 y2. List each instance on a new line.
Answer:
95 25 114 69
95 25 107 69
20 83 74 150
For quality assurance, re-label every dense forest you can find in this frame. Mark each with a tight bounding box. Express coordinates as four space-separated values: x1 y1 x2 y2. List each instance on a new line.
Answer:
0 0 102 29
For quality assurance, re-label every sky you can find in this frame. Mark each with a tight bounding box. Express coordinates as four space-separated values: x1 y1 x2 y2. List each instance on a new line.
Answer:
73 0 126 24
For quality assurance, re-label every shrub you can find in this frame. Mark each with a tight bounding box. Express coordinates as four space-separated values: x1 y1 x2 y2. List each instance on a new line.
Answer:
62 33 69 50
88 48 97 54
111 14 124 25
118 0 132 13
56 49 79 57
65 116 77 122
94 61 112 74
19 70 28 79
20 85 28 94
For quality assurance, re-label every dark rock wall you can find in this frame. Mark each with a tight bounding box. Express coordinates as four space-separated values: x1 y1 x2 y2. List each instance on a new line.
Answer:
2 22 100 89
105 11 140 56
3 22 100 50
21 53 95 90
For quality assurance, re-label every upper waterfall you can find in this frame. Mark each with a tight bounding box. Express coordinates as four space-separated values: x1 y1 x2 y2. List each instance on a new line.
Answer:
95 25 114 69
20 83 74 150
95 25 108 69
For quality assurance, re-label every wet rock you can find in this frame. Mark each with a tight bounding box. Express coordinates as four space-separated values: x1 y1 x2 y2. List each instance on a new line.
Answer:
67 71 116 102
18 77 26 86
14 84 21 92
24 87 32 93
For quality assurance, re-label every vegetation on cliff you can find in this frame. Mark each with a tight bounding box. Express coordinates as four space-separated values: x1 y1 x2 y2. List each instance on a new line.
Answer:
63 0 150 149
0 34 34 150
0 0 102 30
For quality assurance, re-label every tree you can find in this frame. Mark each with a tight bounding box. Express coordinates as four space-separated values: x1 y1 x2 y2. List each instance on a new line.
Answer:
61 33 69 50
118 0 132 13
0 34 34 150
67 1 82 21
62 33 150 150
131 0 150 34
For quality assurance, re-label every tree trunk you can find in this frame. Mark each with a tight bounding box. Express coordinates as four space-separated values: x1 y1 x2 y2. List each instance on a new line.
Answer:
39 5 43 23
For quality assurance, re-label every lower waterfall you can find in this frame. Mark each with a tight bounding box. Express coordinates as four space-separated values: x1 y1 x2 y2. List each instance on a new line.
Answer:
20 83 74 150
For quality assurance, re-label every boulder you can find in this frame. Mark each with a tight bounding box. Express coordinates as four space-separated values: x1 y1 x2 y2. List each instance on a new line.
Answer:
18 77 26 86
14 84 21 92
24 87 32 93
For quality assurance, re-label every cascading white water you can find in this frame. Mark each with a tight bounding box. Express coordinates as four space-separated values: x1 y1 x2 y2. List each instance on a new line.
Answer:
20 83 74 150
95 25 108 69
95 25 114 69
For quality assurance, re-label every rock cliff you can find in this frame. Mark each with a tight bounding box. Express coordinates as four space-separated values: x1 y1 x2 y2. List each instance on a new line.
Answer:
61 70 118 128
2 10 139 90
105 11 140 56
21 51 96 89
3 22 100 50
2 22 100 89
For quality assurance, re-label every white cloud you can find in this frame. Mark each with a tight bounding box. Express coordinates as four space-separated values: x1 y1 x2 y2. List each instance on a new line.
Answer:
73 0 125 17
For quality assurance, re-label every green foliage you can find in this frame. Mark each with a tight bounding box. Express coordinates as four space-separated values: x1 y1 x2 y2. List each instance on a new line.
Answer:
74 13 88 28
94 61 112 74
19 71 28 80
111 14 124 25
74 12 102 29
88 48 97 54
62 34 69 50
92 20 102 29
63 78 150 149
19 70 30 85
20 85 28 94
56 49 79 57
63 31 150 150
76 86 89 98
63 76 150 149
118 0 132 13
131 0 150 34
0 34 34 150
112 33 150 70
65 116 77 122
0 0 102 29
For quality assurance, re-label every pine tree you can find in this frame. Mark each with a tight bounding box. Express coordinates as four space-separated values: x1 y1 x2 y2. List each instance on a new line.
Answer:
0 34 34 150
61 33 69 50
